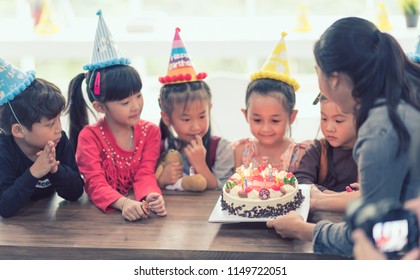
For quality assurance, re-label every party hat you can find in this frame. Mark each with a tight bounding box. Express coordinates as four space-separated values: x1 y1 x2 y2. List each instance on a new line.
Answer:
376 2 392 31
34 0 60 35
408 34 420 63
0 58 36 106
159 27 207 84
250 32 300 91
293 3 311 32
83 10 130 71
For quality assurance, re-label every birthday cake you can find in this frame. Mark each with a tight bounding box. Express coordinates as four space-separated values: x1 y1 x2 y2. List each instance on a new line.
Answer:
221 165 304 218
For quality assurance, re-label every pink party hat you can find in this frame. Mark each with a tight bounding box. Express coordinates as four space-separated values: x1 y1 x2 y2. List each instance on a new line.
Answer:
159 28 207 84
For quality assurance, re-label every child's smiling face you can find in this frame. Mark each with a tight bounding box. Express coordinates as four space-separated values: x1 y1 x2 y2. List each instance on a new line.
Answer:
244 93 296 146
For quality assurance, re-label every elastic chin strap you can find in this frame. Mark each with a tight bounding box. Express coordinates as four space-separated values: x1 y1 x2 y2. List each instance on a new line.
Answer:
7 102 27 139
8 102 23 127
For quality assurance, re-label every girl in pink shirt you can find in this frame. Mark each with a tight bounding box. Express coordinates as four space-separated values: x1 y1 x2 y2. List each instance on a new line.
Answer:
66 10 166 221
67 65 167 221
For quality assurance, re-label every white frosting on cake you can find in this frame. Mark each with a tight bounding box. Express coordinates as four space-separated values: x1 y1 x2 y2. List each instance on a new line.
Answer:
221 165 303 218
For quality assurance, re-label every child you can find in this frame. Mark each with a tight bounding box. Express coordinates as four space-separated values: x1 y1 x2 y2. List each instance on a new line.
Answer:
157 28 234 191
66 10 166 221
0 57 83 218
234 32 307 172
296 93 359 212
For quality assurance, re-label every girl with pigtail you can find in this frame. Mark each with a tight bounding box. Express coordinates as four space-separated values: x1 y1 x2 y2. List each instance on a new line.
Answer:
66 10 166 222
156 28 235 191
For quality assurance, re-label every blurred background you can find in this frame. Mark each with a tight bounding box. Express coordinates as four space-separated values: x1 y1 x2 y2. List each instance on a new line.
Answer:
1 0 419 142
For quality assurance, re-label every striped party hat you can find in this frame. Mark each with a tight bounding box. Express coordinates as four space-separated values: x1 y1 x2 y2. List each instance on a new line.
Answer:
83 10 130 71
250 32 300 91
159 27 207 84
0 57 36 106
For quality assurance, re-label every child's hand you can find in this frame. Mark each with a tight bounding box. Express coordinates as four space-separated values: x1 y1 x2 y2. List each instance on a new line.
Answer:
184 135 206 170
29 141 60 178
310 185 324 210
146 192 167 216
121 198 149 221
49 142 59 174
349 183 360 190
345 182 360 192
158 162 183 187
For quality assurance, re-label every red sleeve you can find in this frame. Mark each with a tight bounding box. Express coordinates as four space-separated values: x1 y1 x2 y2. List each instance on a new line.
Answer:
76 126 122 213
132 121 162 201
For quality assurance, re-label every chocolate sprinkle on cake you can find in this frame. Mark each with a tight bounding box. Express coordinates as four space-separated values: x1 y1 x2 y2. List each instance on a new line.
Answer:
221 189 305 218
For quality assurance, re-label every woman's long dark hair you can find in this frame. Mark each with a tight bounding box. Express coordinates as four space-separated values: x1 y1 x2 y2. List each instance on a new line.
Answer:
66 65 142 149
314 17 420 154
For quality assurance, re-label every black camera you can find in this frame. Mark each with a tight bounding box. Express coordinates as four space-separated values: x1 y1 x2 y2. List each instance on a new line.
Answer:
346 198 420 259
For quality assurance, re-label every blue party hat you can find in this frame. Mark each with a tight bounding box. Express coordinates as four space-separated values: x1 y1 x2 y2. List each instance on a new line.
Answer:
83 10 130 71
408 34 420 63
0 58 36 106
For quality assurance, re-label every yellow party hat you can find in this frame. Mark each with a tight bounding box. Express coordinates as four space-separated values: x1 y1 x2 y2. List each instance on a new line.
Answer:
376 2 392 31
34 0 59 35
250 32 300 91
293 3 311 32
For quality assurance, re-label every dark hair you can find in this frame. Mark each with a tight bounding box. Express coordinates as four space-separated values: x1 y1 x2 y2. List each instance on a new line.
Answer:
158 81 213 166
245 78 296 116
0 78 65 135
245 78 296 137
314 17 420 154
66 65 142 148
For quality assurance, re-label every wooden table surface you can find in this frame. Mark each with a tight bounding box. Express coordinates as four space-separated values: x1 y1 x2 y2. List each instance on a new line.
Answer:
0 190 348 260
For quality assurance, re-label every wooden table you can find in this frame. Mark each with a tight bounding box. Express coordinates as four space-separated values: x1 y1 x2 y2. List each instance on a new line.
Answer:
0 190 348 260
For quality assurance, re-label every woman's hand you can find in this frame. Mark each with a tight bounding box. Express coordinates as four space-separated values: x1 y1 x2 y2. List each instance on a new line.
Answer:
266 211 314 241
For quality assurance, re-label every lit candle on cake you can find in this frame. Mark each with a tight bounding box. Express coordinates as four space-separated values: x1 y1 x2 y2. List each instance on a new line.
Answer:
261 169 266 185
268 164 273 181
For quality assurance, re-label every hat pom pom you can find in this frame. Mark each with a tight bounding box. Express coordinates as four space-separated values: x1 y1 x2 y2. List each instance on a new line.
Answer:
184 73 192 81
96 9 102 16
196 72 207 80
